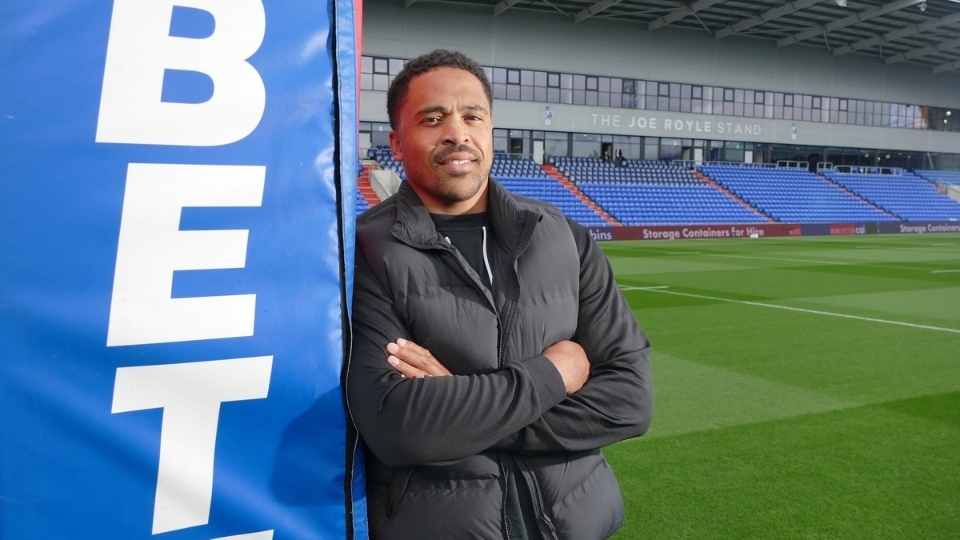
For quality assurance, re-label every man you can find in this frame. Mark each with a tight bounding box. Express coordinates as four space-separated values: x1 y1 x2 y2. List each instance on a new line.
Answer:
347 49 653 540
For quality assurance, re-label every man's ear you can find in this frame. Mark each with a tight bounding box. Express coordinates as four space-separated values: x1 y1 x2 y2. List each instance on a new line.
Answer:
388 130 403 161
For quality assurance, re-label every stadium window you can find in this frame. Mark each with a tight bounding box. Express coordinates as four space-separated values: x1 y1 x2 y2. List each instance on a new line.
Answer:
507 85 520 101
693 85 702 99
734 89 744 103
493 83 507 100
681 98 692 113
681 84 692 99
784 94 793 107
547 87 559 103
598 77 610 92
611 78 622 93
389 58 405 76
692 99 702 114
802 95 812 108
493 68 507 84
573 90 585 105
373 74 389 92
507 69 520 85
547 73 559 87
587 90 598 106
560 73 573 89
599 91 610 107
744 90 753 104
534 71 547 87
755 92 764 104
839 99 848 111
734 102 744 116
659 83 670 97
812 96 821 109
361 56 373 73
534 87 547 102
724 88 734 102
723 102 734 116
574 74 586 91
521 70 534 86
373 58 388 74
586 76 598 91
521 86 533 101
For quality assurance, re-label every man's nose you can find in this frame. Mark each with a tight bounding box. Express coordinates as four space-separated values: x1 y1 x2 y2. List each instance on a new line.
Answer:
441 118 470 145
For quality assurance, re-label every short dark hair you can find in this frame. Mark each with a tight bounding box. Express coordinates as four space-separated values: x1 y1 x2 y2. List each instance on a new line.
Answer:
386 49 493 130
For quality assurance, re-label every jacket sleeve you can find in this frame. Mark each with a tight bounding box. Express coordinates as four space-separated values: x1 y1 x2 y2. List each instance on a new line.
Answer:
511 220 654 453
346 243 567 468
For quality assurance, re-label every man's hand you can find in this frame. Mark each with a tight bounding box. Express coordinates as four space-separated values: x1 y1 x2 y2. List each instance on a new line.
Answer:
542 340 590 395
386 338 453 379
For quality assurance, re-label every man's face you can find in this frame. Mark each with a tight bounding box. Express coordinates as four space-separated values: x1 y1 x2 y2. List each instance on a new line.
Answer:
389 67 493 214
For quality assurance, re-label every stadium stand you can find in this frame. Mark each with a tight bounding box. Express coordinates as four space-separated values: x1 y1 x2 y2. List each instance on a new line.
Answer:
699 165 896 223
915 169 960 187
552 157 767 225
822 170 960 221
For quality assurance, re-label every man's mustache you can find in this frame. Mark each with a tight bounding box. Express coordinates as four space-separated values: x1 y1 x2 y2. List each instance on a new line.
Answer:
435 145 481 163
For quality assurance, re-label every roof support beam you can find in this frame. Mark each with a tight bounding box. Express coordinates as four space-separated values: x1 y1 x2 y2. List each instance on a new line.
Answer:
648 0 725 31
575 0 623 23
932 60 960 74
885 36 960 64
833 12 960 55
716 0 824 39
777 0 923 48
494 0 524 16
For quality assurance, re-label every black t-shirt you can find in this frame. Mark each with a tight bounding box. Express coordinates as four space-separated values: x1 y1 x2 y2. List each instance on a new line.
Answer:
430 212 493 289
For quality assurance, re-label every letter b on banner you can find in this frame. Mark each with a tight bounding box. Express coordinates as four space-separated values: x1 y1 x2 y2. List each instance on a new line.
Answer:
96 0 267 146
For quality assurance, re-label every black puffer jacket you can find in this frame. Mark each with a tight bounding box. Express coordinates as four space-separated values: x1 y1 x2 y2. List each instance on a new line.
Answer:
348 179 653 539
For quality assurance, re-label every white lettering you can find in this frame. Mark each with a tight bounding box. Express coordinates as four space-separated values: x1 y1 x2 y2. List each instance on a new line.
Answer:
107 163 265 346
96 0 266 146
112 356 273 534
664 119 673 130
705 121 712 133
612 115 620 127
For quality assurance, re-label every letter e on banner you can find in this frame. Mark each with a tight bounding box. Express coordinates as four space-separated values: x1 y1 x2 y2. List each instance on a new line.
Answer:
96 0 266 146
107 163 265 346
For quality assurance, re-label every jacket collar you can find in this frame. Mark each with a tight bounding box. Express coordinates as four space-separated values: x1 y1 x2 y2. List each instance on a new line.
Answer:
391 178 543 251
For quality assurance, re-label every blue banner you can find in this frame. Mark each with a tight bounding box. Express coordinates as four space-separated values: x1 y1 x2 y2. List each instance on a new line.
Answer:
1 1 364 538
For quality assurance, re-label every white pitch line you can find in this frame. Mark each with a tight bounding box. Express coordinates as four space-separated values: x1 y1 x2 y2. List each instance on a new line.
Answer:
931 269 960 274
620 286 960 335
621 285 669 290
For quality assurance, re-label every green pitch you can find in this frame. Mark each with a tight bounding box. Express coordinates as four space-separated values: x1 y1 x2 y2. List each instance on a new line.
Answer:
603 233 960 540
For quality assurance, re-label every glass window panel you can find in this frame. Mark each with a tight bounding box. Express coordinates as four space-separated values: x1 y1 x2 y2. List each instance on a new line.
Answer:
703 86 713 100
534 87 547 102
560 73 573 89
493 83 507 99
573 90 585 105
611 78 622 93
784 94 793 107
839 111 847 123
774 93 783 106
692 100 702 113
754 104 764 117
681 84 692 98
507 85 521 100
647 82 658 96
373 73 389 91
681 99 692 112
658 96 670 110
586 90 598 106
784 107 793 120
723 102 734 115
669 97 680 111
622 79 634 94
734 89 744 103
507 70 520 85
724 88 734 101
493 68 507 84
547 87 560 103
669 83 680 97
802 95 812 108
744 90 754 104
659 83 670 96
573 75 586 90
774 105 783 119
599 92 610 107
586 76 598 91
812 96 821 109
389 59 405 75
548 73 560 87
734 103 744 116
693 85 702 99
521 86 533 101
361 56 373 73
521 70 534 86
361 73 372 90
599 77 610 92
839 99 848 111
534 71 547 87
374 58 388 73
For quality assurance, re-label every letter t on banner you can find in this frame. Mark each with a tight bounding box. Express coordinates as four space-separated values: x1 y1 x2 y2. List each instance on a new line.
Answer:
112 356 273 534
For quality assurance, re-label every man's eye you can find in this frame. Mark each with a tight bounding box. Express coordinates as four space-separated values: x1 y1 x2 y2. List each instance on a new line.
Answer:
422 117 440 124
